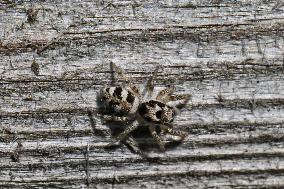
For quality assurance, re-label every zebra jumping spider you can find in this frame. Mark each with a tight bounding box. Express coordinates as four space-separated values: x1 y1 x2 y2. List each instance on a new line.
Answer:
100 63 191 151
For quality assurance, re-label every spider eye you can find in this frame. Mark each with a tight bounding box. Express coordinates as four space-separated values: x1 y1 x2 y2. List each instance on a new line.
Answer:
105 88 110 93
156 110 162 119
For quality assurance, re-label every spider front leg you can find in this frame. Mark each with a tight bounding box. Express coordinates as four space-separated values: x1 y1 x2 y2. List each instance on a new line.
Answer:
156 87 176 102
148 125 166 151
160 124 188 141
106 120 139 147
173 94 192 110
158 91 191 113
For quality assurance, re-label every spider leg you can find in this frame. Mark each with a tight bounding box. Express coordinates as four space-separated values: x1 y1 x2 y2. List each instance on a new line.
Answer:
142 65 161 98
100 115 129 122
160 124 188 140
156 87 176 102
164 94 191 104
100 113 137 123
124 136 144 155
174 94 191 110
148 125 165 151
111 62 140 95
106 120 139 147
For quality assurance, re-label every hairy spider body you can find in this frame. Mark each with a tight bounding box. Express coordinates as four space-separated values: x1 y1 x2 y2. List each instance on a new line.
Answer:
100 63 190 151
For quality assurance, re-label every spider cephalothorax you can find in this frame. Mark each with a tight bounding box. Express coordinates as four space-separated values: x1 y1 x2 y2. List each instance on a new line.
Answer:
100 63 190 151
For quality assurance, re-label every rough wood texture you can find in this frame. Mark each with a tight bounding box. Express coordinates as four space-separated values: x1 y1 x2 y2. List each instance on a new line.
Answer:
1 0 284 188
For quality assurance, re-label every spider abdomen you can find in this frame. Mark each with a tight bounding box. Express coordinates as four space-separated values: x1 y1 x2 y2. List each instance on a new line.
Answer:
101 86 140 114
138 100 175 124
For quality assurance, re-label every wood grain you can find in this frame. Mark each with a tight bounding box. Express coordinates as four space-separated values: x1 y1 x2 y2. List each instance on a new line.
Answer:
0 0 284 188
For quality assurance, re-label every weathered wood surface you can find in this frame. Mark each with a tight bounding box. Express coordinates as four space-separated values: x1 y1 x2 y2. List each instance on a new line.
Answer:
1 0 284 188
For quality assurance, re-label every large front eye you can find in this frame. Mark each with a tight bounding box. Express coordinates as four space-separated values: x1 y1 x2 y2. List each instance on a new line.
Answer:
156 110 162 119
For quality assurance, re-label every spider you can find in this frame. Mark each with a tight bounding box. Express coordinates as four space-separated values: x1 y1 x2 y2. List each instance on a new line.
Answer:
99 63 191 151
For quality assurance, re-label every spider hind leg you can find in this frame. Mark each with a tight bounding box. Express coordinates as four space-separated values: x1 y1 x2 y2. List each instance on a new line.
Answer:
106 120 139 147
111 62 140 95
142 65 161 98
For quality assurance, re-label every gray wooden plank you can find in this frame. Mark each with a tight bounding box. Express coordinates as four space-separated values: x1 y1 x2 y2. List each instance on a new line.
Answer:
1 0 284 188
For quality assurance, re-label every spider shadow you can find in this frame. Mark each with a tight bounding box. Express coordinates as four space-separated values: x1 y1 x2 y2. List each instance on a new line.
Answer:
132 125 186 152
96 93 185 154
100 115 152 151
